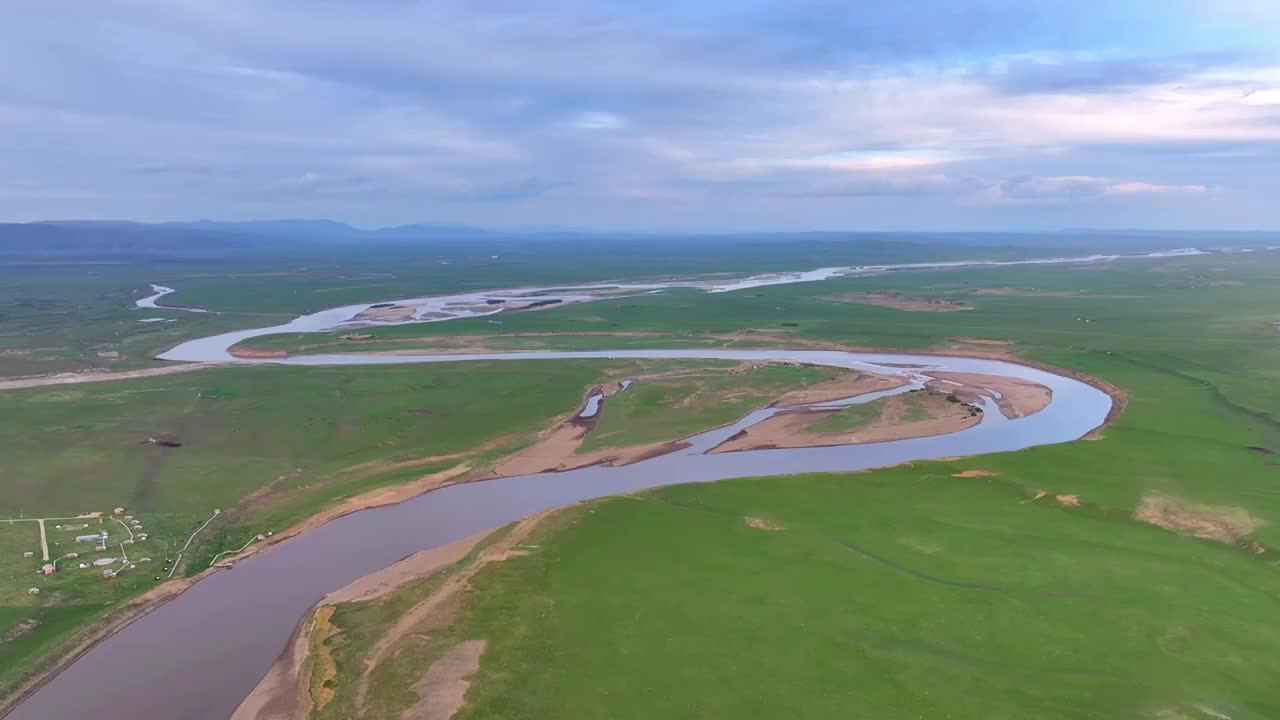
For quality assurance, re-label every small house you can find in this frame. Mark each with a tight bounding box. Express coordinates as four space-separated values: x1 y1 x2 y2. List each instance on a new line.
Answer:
113 507 125 515
41 564 55 576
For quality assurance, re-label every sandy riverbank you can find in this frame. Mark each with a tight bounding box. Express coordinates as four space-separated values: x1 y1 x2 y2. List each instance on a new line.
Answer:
231 512 554 720
928 371 1052 419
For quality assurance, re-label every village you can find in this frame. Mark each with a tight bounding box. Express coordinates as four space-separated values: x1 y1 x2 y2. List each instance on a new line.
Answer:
1 506 227 598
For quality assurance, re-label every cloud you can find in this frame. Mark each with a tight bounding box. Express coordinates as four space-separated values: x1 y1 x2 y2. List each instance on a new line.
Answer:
0 0 1274 228
445 177 569 203
568 111 628 130
993 175 1210 201
130 162 217 176
789 173 977 198
789 171 1209 202
990 53 1232 95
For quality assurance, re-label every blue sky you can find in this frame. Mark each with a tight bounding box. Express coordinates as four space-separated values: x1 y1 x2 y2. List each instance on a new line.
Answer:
3 0 1279 230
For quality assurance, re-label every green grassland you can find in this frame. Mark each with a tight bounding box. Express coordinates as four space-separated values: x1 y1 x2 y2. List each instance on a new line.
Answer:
0 262 275 376
6 246 1280 716
0 236 1047 378
436 470 1280 720
293 251 1280 719
0 357 837 700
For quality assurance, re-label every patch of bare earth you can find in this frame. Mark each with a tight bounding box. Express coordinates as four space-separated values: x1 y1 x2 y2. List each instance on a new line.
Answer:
1134 493 1265 550
229 348 291 359
401 640 487 720
824 292 974 312
0 619 39 645
711 391 981 453
1154 705 1237 720
1056 494 1081 508
951 470 999 478
929 371 1052 419
744 517 785 531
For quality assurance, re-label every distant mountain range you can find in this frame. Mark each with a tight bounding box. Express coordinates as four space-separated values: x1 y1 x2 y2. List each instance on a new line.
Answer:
32 218 510 240
4 219 1280 261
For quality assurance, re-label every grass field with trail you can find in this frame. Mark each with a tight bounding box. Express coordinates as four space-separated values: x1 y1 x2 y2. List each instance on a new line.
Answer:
292 251 1280 720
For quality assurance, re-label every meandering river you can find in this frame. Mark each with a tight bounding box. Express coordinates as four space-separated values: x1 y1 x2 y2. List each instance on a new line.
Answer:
9 263 1122 720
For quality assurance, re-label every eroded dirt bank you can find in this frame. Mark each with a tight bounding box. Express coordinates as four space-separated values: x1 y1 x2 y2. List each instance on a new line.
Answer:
231 513 553 720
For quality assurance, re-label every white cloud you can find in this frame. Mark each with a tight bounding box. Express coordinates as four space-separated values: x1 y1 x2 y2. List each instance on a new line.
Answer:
568 111 628 130
992 175 1210 202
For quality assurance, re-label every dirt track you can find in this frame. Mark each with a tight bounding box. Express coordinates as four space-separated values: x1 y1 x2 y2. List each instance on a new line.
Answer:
0 363 223 390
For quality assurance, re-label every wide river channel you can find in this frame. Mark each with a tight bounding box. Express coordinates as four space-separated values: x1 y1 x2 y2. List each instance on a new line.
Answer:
8 274 1115 720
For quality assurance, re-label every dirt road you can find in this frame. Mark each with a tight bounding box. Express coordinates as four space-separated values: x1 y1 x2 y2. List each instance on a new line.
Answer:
0 363 221 391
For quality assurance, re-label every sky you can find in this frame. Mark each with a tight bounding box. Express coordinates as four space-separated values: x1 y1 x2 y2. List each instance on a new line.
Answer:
2 0 1280 231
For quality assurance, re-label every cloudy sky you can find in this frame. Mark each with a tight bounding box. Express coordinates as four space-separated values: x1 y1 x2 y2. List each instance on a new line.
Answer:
3 0 1280 230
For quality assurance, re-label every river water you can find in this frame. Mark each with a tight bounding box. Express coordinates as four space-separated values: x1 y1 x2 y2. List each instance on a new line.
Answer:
8 345 1109 720
13 256 1136 719
148 247 1208 363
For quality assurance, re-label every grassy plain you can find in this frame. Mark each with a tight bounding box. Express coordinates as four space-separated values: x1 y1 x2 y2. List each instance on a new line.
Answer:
7 244 1280 717
435 470 1280 720
0 357 837 701
0 236 1040 378
298 251 1280 720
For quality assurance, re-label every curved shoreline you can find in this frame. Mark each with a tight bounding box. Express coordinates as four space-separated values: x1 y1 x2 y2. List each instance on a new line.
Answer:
5 270 1126 720
1 345 1124 720
6 348 1113 720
